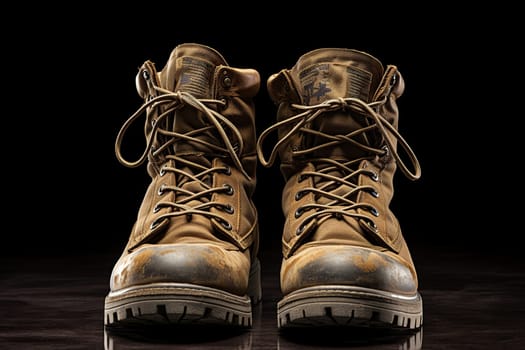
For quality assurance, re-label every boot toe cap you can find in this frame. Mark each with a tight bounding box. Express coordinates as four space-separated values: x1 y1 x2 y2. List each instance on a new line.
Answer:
109 244 249 295
281 245 418 296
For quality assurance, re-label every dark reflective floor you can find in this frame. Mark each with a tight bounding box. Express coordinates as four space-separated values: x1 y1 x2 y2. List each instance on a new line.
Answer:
1 243 524 349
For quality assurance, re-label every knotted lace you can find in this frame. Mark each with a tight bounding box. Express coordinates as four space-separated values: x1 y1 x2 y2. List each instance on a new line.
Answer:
115 86 250 227
256 96 421 231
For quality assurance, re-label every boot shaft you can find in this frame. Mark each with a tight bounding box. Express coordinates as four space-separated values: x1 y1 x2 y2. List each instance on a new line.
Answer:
134 43 260 180
115 43 260 253
259 48 420 256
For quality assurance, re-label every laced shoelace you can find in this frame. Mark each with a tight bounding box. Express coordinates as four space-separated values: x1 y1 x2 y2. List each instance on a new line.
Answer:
257 97 421 232
115 87 250 228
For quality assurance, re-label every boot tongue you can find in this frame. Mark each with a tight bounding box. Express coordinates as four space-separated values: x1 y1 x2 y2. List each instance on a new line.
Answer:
159 44 228 193
162 43 227 97
292 48 384 104
160 43 227 157
291 48 385 161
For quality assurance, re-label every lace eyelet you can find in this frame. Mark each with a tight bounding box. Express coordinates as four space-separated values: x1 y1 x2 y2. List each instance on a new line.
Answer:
222 76 232 88
142 70 150 80
294 208 303 218
224 204 234 214
223 184 234 195
370 208 380 217
221 70 232 88
390 73 397 86
159 166 166 176
370 173 379 182
153 204 161 213
381 145 390 158
367 220 378 232
150 219 161 230
369 189 379 198
297 174 306 183
295 191 305 201
157 184 165 195
222 166 231 175
220 220 232 230
296 223 305 235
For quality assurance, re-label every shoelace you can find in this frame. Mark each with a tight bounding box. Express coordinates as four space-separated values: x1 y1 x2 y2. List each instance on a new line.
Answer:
256 97 421 231
115 87 250 228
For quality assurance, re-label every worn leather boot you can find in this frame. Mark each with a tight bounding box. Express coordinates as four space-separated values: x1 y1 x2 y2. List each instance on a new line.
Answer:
105 43 261 327
257 48 423 329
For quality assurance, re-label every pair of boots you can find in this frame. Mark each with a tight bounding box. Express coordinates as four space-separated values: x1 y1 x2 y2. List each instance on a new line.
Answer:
104 43 423 330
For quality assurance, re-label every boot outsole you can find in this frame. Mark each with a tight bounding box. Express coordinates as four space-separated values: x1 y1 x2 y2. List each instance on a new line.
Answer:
104 283 254 327
277 285 423 329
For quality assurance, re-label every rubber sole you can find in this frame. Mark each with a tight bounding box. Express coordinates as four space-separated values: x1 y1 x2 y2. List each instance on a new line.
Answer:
104 258 261 328
277 285 423 329
104 283 254 327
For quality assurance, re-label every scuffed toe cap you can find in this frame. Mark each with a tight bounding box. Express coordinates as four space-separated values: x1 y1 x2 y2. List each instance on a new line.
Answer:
109 244 250 295
280 245 418 296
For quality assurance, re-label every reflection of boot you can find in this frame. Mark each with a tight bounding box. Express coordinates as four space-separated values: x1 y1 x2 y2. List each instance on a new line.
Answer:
105 43 261 327
257 48 423 329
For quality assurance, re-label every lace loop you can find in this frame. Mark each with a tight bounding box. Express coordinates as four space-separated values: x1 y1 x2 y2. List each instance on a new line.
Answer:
115 88 250 179
256 97 421 181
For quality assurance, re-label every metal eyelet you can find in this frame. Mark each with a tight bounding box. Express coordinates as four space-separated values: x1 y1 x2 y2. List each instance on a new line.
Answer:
142 70 150 80
294 208 303 218
224 204 234 214
159 166 166 176
297 174 306 183
222 166 231 175
223 76 232 88
220 220 232 230
296 223 305 235
390 73 397 86
366 220 378 232
369 189 379 198
370 207 380 217
153 204 161 213
295 191 305 201
370 173 379 182
381 145 390 159
157 184 165 195
221 70 232 88
150 219 161 230
223 184 234 195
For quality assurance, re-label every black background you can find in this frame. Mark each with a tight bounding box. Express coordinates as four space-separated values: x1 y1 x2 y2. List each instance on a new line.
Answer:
3 10 523 349
6 7 517 258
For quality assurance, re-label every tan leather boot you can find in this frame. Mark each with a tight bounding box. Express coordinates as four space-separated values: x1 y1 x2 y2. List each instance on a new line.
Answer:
105 43 261 327
257 48 423 329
